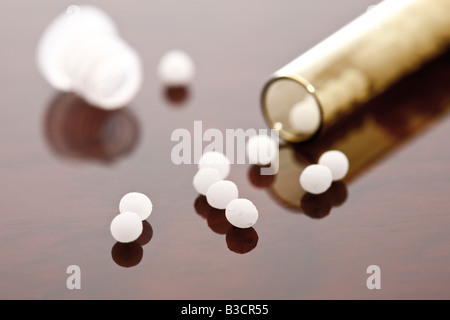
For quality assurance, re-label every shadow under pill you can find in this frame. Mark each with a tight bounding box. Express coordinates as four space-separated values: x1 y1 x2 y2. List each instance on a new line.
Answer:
248 164 275 189
193 195 259 254
111 242 143 268
135 220 153 246
163 85 190 106
193 195 212 220
300 181 348 219
226 226 258 254
207 209 232 235
194 195 232 234
111 220 153 268
43 92 140 165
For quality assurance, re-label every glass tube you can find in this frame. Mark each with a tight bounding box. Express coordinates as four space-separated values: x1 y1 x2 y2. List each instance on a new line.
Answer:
261 0 450 143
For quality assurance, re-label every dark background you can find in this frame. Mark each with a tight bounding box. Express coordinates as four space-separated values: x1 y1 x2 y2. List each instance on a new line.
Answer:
1 0 449 299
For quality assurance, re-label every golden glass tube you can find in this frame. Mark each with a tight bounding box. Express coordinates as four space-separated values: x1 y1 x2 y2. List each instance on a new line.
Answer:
261 0 450 143
266 49 450 211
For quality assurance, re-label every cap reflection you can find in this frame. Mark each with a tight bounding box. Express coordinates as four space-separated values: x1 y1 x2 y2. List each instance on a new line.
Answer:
44 93 140 164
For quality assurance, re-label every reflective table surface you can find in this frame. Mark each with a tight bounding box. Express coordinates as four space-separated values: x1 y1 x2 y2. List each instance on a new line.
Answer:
1 0 450 299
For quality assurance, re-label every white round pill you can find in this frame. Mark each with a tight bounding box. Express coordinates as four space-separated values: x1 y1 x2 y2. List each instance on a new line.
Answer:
318 150 349 181
157 50 195 86
110 211 143 243
289 95 321 135
246 134 278 166
206 180 239 210
225 198 258 228
198 151 231 179
193 167 222 195
299 164 333 195
119 192 153 220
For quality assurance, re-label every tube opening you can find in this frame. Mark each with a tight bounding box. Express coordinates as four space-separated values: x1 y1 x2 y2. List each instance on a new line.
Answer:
262 76 322 143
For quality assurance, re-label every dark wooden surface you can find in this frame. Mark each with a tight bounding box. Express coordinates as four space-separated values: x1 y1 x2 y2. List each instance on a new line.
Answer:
1 0 450 299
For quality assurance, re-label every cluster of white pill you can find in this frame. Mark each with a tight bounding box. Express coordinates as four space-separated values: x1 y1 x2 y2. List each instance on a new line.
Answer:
299 150 349 195
192 151 258 229
110 192 153 243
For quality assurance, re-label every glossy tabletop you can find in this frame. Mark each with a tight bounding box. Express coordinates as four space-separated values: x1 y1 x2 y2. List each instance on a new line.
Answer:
1 0 450 299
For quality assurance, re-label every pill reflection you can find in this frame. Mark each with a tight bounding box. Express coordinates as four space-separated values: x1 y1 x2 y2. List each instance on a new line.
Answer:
207 209 232 235
111 242 143 268
194 195 259 254
44 92 140 164
226 227 258 254
194 195 232 234
111 220 153 268
135 220 153 246
300 181 348 219
248 165 275 188
163 85 190 106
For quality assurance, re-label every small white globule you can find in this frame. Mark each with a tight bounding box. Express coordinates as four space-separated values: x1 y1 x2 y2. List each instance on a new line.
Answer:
206 180 239 210
198 151 231 179
157 50 195 86
246 134 279 166
119 192 153 220
288 95 321 135
318 150 349 181
299 164 333 195
225 198 259 228
110 211 143 243
193 167 222 196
